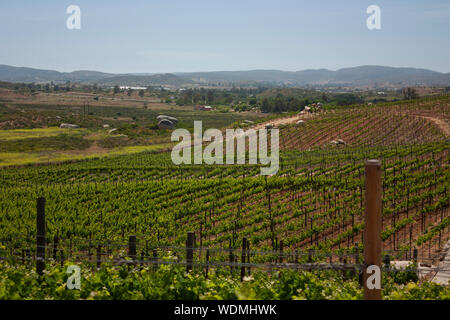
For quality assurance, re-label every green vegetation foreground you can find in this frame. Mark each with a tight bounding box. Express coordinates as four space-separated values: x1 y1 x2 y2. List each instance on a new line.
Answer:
0 260 448 300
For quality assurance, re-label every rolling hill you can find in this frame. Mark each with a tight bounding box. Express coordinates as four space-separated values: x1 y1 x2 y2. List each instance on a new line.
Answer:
0 64 449 87
0 64 113 83
178 66 450 86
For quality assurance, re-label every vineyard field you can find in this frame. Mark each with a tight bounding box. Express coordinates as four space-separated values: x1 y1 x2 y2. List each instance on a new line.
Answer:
0 96 449 300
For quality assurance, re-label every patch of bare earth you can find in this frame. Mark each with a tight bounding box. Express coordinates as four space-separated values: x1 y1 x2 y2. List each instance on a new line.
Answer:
63 141 109 156
420 116 450 137
252 113 316 131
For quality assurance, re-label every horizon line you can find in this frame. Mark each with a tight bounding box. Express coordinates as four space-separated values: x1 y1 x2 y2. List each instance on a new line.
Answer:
1 63 448 76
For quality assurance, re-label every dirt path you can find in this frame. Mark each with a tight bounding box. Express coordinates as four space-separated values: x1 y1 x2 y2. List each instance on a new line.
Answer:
176 113 314 150
63 140 109 156
420 116 450 137
251 113 314 130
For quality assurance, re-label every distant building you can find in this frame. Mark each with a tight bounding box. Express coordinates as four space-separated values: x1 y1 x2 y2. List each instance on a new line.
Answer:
119 86 147 90
197 105 212 111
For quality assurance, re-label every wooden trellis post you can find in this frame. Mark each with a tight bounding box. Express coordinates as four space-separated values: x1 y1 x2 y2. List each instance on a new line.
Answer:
363 160 382 300
52 235 58 261
247 240 251 276
279 240 284 263
96 245 102 269
36 197 46 276
128 235 136 266
153 249 158 272
205 249 210 278
186 232 195 272
240 238 247 281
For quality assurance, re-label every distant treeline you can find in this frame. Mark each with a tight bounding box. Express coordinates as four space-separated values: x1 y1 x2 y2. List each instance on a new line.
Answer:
174 88 366 112
259 93 366 112
174 87 267 106
1 80 432 113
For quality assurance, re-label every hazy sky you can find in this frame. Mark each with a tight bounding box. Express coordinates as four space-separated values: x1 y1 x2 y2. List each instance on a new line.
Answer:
0 0 449 73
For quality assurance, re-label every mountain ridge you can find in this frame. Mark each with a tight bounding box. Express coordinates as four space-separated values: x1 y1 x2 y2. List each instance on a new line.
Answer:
0 64 449 87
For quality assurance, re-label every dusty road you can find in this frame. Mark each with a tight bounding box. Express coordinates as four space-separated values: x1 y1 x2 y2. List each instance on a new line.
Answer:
420 116 450 137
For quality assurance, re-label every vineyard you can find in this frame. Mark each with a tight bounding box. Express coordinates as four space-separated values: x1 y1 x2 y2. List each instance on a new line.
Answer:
280 97 448 150
0 96 449 300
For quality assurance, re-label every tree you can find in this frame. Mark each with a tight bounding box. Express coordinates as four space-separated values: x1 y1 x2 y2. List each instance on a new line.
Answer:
207 90 215 104
183 89 194 105
402 87 418 100
193 92 202 103
261 98 270 113
113 85 120 94
334 93 363 106
273 94 286 113
139 90 145 98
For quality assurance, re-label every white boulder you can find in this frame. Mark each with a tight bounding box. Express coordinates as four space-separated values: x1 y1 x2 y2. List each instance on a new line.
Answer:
59 123 80 129
158 119 175 130
157 115 178 124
